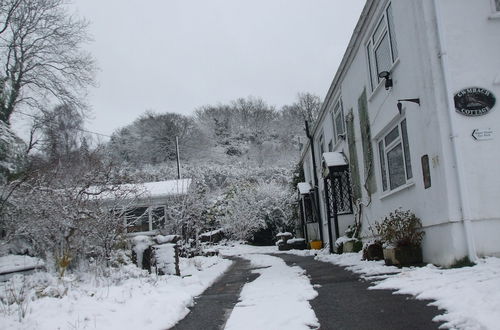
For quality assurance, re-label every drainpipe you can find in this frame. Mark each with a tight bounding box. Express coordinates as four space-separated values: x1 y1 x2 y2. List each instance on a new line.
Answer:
305 120 324 244
432 0 477 261
300 198 309 242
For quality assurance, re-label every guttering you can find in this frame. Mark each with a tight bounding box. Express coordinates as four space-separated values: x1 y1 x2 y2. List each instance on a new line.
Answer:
432 0 477 261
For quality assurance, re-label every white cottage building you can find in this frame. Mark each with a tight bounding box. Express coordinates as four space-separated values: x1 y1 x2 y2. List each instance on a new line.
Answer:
297 0 500 266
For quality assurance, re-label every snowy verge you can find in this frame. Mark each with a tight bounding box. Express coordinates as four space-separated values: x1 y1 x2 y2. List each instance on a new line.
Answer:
0 255 45 274
224 254 319 330
218 242 279 256
317 252 500 330
0 256 232 330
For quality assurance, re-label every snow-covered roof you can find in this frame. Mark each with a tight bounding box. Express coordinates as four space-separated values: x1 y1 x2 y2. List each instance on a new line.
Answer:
95 178 192 202
200 228 224 238
322 152 347 167
139 179 191 198
297 182 312 195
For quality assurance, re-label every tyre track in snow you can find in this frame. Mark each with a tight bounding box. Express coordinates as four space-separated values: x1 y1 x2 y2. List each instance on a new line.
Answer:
170 257 259 330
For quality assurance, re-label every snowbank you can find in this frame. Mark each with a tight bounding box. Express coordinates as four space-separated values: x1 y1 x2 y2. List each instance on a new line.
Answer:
0 255 44 275
225 254 318 330
0 256 232 330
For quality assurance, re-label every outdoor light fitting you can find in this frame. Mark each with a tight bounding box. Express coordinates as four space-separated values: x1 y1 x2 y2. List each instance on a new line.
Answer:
397 98 421 114
378 71 393 90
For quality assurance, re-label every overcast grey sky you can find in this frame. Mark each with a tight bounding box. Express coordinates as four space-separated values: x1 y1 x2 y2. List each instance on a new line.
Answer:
71 0 365 137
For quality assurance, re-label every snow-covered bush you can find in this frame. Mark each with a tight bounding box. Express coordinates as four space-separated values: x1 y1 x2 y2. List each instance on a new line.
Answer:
0 152 140 273
218 181 295 244
374 209 425 247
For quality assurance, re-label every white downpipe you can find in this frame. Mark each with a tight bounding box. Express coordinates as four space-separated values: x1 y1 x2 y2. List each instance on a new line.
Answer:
432 0 477 261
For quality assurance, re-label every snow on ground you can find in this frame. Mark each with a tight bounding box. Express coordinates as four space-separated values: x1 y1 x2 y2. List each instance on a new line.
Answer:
0 256 232 330
224 253 319 330
0 255 45 274
318 252 500 330
218 242 280 257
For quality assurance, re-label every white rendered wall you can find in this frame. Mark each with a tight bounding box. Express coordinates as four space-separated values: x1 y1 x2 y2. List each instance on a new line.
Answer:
438 0 500 258
300 0 500 264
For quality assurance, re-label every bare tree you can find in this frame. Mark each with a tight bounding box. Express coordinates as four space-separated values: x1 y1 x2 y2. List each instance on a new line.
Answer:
0 0 96 124
0 0 22 35
40 103 84 163
108 111 208 165
281 92 322 125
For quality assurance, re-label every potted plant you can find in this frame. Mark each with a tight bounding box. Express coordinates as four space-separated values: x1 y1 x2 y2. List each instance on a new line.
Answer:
362 239 384 261
341 225 363 253
375 209 425 266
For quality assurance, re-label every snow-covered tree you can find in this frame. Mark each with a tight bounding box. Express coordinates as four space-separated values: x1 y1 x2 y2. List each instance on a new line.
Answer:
108 111 208 165
0 148 139 272
218 181 295 244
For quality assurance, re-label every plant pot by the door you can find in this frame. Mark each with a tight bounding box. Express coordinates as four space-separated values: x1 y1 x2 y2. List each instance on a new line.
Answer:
383 245 423 267
374 209 426 266
362 241 384 261
310 240 323 250
343 239 363 253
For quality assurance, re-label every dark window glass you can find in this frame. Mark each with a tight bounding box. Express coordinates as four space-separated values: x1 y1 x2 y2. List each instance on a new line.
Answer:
384 126 399 146
387 143 406 190
496 0 500 11
125 207 149 232
373 16 387 43
386 3 398 60
335 110 345 140
375 32 392 81
152 206 166 230
304 196 315 223
379 140 388 191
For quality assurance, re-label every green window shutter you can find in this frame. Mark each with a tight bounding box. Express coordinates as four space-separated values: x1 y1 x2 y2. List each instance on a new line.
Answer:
358 89 377 194
346 109 361 201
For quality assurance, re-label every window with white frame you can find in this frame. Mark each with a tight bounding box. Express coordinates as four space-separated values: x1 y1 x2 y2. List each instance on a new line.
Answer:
125 205 167 233
366 2 398 91
331 98 345 143
378 119 412 191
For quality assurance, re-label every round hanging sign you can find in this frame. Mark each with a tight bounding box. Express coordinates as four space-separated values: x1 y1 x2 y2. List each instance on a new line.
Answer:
454 87 496 116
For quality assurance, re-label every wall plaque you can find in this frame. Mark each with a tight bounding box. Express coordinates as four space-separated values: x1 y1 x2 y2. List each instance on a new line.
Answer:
454 87 496 116
421 155 431 189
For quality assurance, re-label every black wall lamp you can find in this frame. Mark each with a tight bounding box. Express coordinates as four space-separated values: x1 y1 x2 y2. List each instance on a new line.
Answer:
397 98 421 114
378 71 393 90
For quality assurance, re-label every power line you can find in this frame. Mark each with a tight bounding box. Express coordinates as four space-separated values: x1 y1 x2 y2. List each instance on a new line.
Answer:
16 110 112 138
